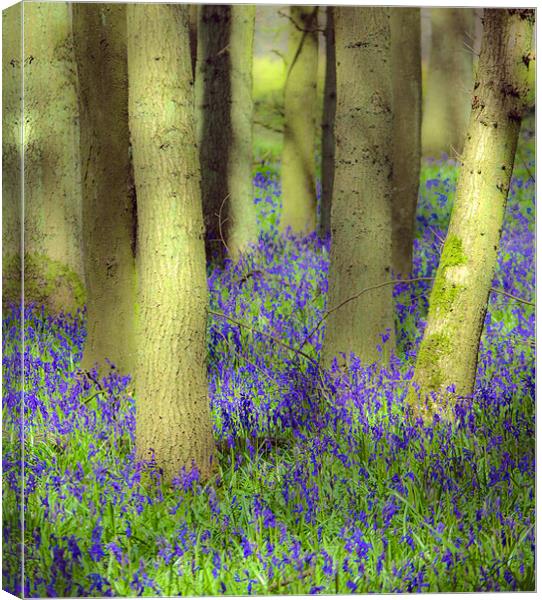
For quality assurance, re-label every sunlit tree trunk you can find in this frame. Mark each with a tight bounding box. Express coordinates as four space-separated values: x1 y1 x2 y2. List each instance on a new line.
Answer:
23 2 84 314
409 9 534 418
197 4 257 262
2 4 22 309
422 8 474 158
391 8 421 277
322 7 395 368
280 6 318 234
320 6 336 238
127 3 215 481
73 3 136 375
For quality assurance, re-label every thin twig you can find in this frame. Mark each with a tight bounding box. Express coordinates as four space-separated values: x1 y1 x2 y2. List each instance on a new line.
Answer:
298 277 435 351
298 277 534 351
253 119 283 135
277 9 323 34
207 309 318 365
216 193 230 255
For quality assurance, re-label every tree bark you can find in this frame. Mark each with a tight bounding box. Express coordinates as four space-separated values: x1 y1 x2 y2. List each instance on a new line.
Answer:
196 4 257 262
391 8 421 277
127 3 215 481
319 6 336 239
280 6 318 235
2 4 22 309
22 2 84 314
322 7 395 368
409 9 534 418
422 8 474 158
73 3 137 375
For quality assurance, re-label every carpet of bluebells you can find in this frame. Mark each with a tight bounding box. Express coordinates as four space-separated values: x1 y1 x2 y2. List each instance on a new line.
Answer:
2 125 535 596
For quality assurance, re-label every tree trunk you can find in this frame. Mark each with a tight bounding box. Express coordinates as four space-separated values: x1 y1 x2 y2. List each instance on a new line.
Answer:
196 5 257 262
280 6 318 235
127 3 215 481
409 9 534 418
319 6 336 239
188 3 198 81
73 3 137 375
2 4 22 309
422 8 474 158
322 7 395 368
391 8 421 277
23 2 84 314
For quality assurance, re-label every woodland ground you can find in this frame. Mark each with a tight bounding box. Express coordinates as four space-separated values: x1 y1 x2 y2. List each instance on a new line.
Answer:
2 110 535 595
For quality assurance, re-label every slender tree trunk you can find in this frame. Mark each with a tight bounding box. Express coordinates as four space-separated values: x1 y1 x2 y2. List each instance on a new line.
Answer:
2 4 22 308
391 8 422 276
23 2 84 314
320 6 336 239
196 5 257 262
73 3 137 375
280 6 318 235
409 9 534 418
322 7 395 368
127 3 215 481
188 3 198 81
422 8 474 158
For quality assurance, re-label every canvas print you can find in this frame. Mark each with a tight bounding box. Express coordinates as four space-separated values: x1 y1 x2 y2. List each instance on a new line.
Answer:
1 2 536 596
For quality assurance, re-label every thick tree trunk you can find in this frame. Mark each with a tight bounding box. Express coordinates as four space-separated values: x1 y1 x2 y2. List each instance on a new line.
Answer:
422 8 474 158
280 6 318 235
197 5 257 262
391 8 421 277
23 2 84 314
73 3 137 375
322 7 395 368
127 3 215 481
319 6 336 239
409 9 534 418
2 5 22 309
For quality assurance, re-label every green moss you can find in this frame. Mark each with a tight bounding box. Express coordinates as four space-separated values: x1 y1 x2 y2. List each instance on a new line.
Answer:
415 332 452 391
429 235 467 315
8 253 86 314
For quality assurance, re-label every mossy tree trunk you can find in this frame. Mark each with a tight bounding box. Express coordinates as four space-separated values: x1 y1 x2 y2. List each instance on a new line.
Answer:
2 4 22 309
127 3 215 481
23 2 84 314
280 6 318 235
391 8 421 277
422 8 474 158
320 6 336 239
409 9 534 418
322 7 395 368
196 5 257 262
73 3 137 375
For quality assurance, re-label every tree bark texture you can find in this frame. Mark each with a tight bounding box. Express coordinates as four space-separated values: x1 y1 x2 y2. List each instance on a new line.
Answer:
322 7 395 368
409 9 534 418
2 4 22 309
280 5 318 234
127 3 215 481
391 8 421 277
23 2 85 314
422 8 474 158
197 4 257 262
73 3 137 375
319 6 336 239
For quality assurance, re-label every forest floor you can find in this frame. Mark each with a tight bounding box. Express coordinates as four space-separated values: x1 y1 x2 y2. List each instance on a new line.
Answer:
2 121 535 595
